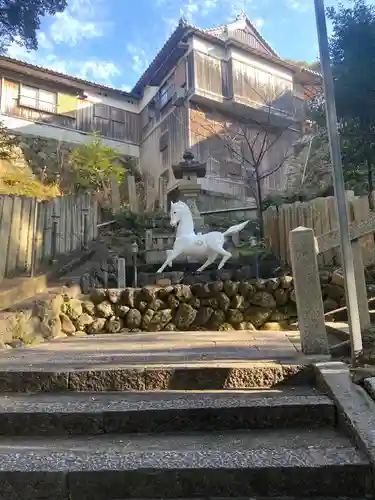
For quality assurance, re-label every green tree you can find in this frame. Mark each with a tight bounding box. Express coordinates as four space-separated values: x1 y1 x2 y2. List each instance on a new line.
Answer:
0 0 67 54
311 0 375 206
0 121 18 159
69 135 126 194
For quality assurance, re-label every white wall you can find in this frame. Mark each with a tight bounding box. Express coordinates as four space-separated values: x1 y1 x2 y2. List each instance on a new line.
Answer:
191 34 294 84
0 114 140 157
191 35 227 60
139 85 159 112
229 48 294 82
82 87 139 113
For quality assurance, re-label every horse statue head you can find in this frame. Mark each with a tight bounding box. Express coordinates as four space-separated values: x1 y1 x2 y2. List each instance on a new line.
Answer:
170 201 191 227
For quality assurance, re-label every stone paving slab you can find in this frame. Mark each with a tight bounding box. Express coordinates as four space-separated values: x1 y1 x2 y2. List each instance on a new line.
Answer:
0 429 369 499
0 330 302 369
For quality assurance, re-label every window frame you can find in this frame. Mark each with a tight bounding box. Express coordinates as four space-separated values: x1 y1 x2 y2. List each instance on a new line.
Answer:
93 103 128 140
19 84 57 114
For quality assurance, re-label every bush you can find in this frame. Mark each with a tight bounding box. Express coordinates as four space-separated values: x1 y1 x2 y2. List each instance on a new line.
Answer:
0 172 61 199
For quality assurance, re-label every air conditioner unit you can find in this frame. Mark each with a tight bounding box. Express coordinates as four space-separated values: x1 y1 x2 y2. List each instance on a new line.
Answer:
172 87 187 107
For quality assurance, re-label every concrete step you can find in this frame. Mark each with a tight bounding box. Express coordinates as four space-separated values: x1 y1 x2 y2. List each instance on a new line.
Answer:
0 388 335 436
0 428 369 499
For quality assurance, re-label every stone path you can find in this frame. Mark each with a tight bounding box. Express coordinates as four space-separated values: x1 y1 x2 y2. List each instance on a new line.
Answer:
0 330 303 370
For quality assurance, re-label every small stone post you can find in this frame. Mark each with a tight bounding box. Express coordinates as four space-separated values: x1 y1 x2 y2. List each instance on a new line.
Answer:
110 175 121 214
128 175 138 212
101 260 108 288
289 226 329 355
351 239 371 330
158 177 168 212
117 258 126 288
145 230 153 251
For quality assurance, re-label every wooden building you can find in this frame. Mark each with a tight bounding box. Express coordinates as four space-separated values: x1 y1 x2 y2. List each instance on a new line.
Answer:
0 11 321 210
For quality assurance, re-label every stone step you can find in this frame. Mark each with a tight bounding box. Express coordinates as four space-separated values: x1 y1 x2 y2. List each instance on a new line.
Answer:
0 388 335 436
0 428 369 499
0 363 315 392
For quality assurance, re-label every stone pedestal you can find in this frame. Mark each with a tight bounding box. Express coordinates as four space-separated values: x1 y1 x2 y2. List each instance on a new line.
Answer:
171 150 207 231
178 182 205 231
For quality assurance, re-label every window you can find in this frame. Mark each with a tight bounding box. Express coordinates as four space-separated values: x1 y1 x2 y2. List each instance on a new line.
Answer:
159 85 170 108
93 103 139 142
19 85 57 113
158 75 174 109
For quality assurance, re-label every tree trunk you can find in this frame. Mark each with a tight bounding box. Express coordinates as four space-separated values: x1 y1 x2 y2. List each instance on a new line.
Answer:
256 174 264 240
366 154 374 210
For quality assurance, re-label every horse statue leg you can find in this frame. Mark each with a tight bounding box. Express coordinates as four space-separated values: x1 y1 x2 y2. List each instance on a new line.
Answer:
205 234 232 270
217 248 232 269
196 252 218 272
157 248 182 273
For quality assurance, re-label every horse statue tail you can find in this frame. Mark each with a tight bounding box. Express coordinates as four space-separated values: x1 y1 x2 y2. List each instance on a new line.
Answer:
223 220 249 237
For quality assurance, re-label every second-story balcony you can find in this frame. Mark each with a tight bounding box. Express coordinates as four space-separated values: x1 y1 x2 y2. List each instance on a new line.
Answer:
188 51 306 127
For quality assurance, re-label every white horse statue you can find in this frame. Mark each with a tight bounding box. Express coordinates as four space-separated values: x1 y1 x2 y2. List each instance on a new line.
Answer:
157 201 249 273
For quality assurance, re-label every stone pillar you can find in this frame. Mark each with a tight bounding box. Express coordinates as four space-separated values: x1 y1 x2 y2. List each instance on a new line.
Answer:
158 177 168 212
289 226 329 355
117 258 126 288
352 239 371 330
145 230 153 251
127 175 138 212
110 175 121 214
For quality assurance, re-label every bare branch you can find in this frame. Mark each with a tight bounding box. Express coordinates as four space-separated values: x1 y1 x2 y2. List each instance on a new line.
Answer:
259 146 294 181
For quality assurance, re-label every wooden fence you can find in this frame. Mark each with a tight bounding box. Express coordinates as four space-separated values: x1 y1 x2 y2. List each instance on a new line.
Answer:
264 192 375 267
0 193 98 281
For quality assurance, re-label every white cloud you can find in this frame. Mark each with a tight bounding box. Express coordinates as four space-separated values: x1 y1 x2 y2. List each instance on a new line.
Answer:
226 0 254 20
254 18 264 29
160 0 220 26
127 44 149 75
285 0 312 12
47 0 110 47
179 0 199 23
39 54 70 74
163 16 179 35
50 11 104 46
37 32 54 50
6 40 36 61
79 61 121 82
121 84 132 92
160 0 257 32
5 39 121 85
68 0 99 16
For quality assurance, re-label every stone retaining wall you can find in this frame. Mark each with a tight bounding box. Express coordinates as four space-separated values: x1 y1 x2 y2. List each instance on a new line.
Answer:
0 271 350 347
77 278 297 334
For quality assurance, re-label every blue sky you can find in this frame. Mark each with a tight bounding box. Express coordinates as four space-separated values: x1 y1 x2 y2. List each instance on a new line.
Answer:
5 0 354 92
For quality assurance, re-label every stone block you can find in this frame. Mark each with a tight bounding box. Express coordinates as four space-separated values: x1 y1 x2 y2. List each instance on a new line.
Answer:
289 227 329 355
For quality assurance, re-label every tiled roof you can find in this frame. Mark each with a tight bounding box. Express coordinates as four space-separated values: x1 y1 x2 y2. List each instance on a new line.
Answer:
131 20 189 95
0 55 140 100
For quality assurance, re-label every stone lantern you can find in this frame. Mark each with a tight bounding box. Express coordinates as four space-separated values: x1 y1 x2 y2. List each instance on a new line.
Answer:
172 150 207 230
